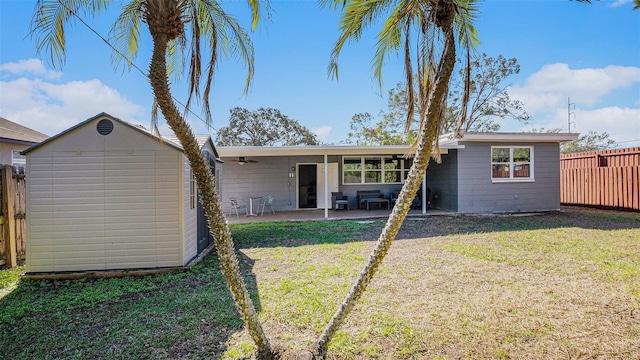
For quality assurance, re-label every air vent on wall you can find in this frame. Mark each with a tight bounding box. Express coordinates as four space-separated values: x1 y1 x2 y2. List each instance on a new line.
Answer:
96 119 114 135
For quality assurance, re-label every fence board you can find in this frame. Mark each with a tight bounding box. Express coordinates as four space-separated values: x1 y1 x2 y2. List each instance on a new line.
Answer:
560 148 639 212
0 165 27 268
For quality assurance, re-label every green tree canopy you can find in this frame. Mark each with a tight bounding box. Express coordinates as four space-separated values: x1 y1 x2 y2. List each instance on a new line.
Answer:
216 107 319 146
561 131 616 153
529 128 617 153
347 54 528 145
444 53 530 133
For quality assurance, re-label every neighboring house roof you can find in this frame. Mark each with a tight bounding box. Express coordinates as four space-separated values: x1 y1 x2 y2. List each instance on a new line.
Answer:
22 112 183 154
0 117 49 145
217 132 579 158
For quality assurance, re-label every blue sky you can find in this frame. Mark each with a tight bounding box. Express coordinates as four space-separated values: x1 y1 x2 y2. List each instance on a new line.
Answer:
1 0 639 147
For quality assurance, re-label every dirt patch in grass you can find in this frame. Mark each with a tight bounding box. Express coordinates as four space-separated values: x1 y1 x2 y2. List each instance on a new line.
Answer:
226 207 640 359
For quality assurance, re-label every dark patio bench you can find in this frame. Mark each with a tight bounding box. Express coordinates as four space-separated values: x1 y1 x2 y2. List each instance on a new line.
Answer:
357 190 390 210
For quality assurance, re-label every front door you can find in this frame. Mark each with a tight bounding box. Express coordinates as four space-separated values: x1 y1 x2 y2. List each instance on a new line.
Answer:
298 164 317 208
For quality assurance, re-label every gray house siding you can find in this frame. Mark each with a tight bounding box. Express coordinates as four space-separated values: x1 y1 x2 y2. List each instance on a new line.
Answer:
426 151 458 211
221 154 413 212
456 142 561 213
221 155 335 212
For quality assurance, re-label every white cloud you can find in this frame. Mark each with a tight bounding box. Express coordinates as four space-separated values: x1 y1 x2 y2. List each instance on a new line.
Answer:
520 106 640 145
0 59 62 80
509 63 640 113
312 125 332 143
0 75 145 136
508 63 640 146
611 0 633 7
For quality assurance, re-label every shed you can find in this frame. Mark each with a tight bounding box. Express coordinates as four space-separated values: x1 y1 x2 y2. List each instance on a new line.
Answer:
22 112 219 274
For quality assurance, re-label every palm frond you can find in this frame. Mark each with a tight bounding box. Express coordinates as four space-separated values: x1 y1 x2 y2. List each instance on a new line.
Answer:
181 0 255 126
372 0 416 88
403 21 415 135
109 0 144 72
30 0 111 68
328 0 395 81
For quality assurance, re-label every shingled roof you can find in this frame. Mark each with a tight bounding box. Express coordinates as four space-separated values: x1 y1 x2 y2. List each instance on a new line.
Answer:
0 117 49 144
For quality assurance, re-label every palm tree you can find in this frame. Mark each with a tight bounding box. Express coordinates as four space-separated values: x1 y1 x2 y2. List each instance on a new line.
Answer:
30 1 275 358
314 0 479 356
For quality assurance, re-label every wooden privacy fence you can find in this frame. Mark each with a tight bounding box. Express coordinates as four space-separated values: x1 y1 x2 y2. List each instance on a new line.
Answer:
0 165 26 268
560 147 640 211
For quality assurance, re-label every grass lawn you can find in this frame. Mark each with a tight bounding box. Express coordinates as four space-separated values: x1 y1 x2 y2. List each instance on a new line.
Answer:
1 207 638 359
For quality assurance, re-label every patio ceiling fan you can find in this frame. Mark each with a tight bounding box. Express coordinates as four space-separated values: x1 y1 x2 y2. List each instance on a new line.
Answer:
228 156 258 165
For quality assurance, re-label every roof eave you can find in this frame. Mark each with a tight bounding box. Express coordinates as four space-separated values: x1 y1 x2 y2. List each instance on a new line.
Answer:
439 132 580 146
217 144 462 157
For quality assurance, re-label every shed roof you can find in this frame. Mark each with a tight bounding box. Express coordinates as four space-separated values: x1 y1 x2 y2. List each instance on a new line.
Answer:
163 135 220 159
22 112 184 154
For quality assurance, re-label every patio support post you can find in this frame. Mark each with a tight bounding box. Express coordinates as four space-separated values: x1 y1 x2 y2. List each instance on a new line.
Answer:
422 172 427 214
324 153 328 219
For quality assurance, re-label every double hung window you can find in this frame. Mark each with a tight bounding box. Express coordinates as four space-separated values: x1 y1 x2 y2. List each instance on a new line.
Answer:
491 146 534 181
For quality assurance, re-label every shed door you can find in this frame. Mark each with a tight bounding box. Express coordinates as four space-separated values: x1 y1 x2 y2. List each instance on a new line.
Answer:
196 195 212 254
197 151 216 254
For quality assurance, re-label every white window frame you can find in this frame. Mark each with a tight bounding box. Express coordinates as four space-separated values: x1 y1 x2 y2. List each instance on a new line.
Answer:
342 156 411 185
491 146 535 183
12 150 26 168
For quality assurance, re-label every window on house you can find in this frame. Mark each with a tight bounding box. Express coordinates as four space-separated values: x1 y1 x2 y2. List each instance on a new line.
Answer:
343 156 412 184
364 157 382 183
491 146 533 181
12 151 26 168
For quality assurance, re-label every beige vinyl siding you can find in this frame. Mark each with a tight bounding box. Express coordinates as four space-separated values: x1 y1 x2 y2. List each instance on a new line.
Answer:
183 157 197 263
25 118 185 272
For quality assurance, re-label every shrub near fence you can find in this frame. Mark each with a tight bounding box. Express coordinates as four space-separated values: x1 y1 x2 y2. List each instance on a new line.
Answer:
560 147 640 211
0 165 27 268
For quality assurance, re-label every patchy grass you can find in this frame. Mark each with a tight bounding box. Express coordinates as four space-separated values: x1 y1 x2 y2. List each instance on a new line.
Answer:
0 265 24 298
1 207 639 359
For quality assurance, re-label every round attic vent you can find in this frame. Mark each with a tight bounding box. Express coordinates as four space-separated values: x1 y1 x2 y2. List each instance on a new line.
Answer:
96 119 114 135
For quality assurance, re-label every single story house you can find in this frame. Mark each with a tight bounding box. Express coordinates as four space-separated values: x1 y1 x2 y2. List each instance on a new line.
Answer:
217 131 578 216
22 113 220 274
0 116 49 169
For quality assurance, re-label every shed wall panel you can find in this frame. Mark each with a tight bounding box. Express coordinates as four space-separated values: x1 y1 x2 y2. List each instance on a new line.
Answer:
26 130 184 271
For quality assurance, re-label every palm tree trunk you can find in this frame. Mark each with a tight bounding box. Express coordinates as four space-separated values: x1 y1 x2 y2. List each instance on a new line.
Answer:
314 30 457 358
148 33 274 360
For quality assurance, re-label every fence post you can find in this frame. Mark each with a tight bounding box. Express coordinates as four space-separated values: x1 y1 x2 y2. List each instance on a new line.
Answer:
2 165 17 268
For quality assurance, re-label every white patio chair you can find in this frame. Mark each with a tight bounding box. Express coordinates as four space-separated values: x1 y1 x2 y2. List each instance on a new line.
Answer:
258 195 275 216
229 197 248 217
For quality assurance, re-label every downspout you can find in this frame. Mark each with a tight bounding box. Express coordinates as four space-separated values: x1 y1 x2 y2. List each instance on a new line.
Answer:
324 153 328 219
